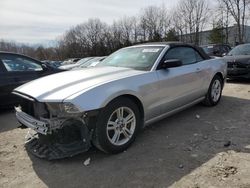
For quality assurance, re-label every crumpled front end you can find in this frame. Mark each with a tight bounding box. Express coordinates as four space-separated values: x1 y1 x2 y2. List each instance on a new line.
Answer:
14 92 98 160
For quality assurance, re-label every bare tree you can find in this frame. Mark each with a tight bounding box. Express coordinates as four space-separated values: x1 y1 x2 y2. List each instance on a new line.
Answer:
219 0 250 43
0 3 214 60
171 9 188 42
176 0 209 45
139 6 170 42
216 2 231 43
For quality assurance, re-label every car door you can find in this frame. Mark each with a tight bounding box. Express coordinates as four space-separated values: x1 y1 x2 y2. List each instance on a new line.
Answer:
0 60 11 106
156 46 206 114
0 54 46 105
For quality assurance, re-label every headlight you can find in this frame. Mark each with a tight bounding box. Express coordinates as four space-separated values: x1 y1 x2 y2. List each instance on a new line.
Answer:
60 103 81 113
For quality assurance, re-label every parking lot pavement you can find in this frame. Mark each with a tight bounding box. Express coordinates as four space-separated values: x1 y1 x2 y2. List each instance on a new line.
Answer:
0 81 250 188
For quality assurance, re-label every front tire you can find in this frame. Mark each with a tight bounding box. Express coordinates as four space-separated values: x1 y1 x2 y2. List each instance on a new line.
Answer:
203 75 223 106
92 97 141 153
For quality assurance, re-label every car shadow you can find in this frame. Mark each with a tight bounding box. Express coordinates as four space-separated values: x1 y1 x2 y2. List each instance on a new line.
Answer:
0 108 18 133
27 95 250 188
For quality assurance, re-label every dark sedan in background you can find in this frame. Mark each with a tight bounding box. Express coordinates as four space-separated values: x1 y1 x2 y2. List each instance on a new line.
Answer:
201 44 231 57
223 44 250 79
0 52 62 107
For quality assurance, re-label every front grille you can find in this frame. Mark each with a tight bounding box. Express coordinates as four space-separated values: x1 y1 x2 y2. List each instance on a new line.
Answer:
20 98 35 116
16 96 49 118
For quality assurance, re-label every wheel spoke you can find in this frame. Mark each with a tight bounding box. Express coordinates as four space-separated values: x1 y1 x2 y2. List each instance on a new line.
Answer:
108 121 116 126
116 107 124 119
217 84 220 89
122 128 132 138
212 92 216 100
112 131 120 143
125 114 134 124
107 121 116 130
214 81 218 89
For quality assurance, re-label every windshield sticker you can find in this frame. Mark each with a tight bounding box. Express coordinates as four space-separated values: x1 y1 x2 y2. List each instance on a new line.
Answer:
142 48 160 53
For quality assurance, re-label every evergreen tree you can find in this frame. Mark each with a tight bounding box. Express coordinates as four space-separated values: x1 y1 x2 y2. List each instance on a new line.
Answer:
209 22 225 44
165 29 179 41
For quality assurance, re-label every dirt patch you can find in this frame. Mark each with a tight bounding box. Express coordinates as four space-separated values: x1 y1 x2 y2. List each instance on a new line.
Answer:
212 165 238 179
171 151 250 188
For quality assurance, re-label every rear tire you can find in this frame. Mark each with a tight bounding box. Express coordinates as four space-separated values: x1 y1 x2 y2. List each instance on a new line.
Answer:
92 97 141 153
203 75 223 106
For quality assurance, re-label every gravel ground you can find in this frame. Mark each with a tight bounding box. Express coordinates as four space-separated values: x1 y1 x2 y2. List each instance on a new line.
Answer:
0 80 249 188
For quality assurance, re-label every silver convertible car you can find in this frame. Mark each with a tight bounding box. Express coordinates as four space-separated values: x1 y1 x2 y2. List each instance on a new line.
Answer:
13 42 227 159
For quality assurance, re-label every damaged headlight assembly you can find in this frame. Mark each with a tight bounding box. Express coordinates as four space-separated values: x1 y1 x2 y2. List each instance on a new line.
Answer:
46 102 82 116
59 102 81 114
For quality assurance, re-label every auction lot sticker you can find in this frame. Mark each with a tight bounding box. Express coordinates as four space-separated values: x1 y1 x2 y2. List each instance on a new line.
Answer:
142 48 160 53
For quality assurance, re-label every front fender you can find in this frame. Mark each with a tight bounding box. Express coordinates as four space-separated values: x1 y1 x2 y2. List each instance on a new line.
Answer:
205 58 227 88
63 82 144 112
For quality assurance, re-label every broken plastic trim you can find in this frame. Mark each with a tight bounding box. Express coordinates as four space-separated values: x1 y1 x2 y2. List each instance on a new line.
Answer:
25 119 91 160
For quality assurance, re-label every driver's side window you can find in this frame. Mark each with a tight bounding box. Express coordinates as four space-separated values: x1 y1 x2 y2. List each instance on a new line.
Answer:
164 47 203 65
0 55 43 72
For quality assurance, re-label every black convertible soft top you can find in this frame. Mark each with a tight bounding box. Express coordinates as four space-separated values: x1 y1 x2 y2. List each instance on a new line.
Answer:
137 42 211 60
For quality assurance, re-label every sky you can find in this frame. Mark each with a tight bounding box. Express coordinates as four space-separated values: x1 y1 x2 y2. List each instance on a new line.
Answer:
0 0 180 46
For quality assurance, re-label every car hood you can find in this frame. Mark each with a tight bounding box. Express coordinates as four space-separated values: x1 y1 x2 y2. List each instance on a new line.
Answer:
223 55 250 64
14 66 144 102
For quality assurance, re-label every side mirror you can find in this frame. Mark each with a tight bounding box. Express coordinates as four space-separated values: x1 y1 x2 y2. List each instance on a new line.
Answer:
41 63 48 70
161 59 183 69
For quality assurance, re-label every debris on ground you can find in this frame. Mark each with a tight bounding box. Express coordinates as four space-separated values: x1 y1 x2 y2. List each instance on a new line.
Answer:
167 143 176 149
83 158 91 166
224 141 231 147
178 164 184 169
205 121 212 124
186 146 193 151
196 115 200 119
191 154 198 158
214 126 219 131
203 135 208 140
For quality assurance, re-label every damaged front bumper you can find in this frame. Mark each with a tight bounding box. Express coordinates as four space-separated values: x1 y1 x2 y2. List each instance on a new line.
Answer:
15 106 49 134
15 106 94 160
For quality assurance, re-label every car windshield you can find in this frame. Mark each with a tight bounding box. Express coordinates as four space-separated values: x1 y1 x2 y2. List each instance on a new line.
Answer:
79 57 103 68
97 46 164 71
228 44 250 55
76 57 92 65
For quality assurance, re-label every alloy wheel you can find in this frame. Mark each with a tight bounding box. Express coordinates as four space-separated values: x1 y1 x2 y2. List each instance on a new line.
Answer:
106 107 136 146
